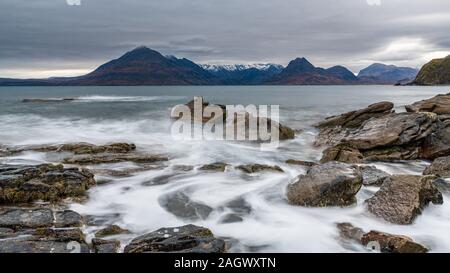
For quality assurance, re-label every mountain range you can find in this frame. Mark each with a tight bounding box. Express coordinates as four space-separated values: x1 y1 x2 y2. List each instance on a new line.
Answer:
0 46 422 86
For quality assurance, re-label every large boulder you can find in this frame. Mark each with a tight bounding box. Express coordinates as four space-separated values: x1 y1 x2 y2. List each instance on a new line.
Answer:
0 164 96 204
124 224 226 253
423 156 450 178
172 97 295 141
365 175 443 224
286 162 362 207
315 101 394 129
406 93 450 115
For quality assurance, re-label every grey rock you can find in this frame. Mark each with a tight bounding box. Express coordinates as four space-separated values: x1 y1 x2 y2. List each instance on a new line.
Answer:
124 224 226 253
159 192 213 220
286 162 362 207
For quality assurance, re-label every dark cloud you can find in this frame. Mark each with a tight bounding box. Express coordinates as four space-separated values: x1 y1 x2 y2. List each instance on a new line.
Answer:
0 0 449 77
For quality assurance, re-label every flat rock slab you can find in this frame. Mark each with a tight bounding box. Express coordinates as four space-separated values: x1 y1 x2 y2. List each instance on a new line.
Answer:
0 208 54 229
365 175 443 225
406 93 450 115
124 224 226 253
315 101 394 129
342 112 437 150
286 162 362 207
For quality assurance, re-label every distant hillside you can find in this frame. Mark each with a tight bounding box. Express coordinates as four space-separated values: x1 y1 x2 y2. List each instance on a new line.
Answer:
357 63 418 85
412 56 450 85
265 58 358 85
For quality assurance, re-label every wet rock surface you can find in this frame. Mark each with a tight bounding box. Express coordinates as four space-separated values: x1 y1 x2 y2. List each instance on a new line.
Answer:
286 162 362 207
365 175 443 224
360 166 391 186
320 144 363 164
124 224 226 253
0 164 96 204
95 225 130 238
423 156 450 178
92 238 120 253
236 164 283 173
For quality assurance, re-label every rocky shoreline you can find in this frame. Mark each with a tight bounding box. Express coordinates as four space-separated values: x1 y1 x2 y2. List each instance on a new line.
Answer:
0 93 449 253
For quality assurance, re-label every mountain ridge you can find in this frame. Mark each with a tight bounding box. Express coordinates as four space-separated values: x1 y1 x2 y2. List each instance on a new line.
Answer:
0 46 423 86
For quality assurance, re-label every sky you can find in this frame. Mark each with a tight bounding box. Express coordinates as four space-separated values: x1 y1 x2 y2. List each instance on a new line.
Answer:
0 0 449 78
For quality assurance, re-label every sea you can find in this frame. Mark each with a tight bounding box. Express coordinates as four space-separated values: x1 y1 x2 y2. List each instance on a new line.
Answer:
0 85 449 252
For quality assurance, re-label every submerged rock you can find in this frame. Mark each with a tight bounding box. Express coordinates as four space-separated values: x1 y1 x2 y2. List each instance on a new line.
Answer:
423 156 450 178
63 153 168 165
365 175 443 225
236 164 283 173
286 162 362 207
0 164 95 204
315 101 394 129
360 166 391 186
124 224 226 253
361 231 428 253
159 192 213 220
95 225 130 238
405 93 450 115
199 162 229 172
92 238 120 253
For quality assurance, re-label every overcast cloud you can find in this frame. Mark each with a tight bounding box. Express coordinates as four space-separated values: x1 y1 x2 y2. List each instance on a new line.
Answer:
0 0 449 78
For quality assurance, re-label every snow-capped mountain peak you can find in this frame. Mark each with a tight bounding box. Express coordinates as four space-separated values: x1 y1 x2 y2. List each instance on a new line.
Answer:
201 63 283 72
